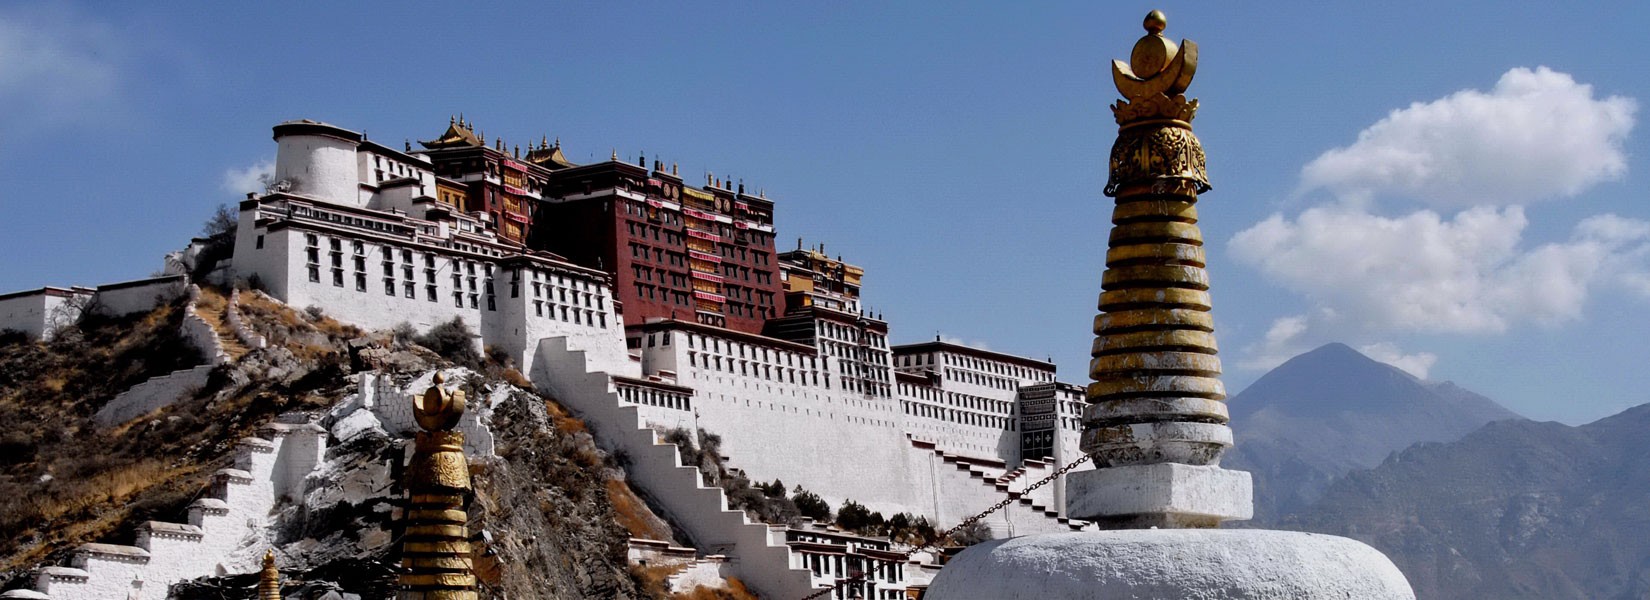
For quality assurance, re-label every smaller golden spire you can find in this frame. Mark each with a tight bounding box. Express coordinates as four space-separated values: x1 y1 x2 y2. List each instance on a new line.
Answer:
259 550 281 600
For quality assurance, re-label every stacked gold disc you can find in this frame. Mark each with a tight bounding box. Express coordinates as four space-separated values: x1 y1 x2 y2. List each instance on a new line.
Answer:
400 374 479 600
1080 10 1233 473
259 550 282 600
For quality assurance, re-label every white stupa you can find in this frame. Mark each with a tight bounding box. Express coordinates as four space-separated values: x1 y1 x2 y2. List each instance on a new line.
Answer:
926 11 1416 599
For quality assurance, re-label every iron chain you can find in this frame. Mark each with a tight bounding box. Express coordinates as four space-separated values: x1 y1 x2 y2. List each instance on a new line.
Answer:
795 453 1093 600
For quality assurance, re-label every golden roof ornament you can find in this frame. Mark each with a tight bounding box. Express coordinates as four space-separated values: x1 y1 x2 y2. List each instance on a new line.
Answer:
398 373 478 600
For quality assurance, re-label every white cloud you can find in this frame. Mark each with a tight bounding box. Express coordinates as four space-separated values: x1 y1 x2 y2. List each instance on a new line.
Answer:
1356 342 1438 379
1230 205 1650 336
223 159 274 195
1299 67 1635 207
1234 314 1313 372
939 335 991 351
0 5 125 127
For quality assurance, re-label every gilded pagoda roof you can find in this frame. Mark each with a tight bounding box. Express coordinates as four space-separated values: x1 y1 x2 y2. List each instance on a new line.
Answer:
527 139 577 169
419 117 482 149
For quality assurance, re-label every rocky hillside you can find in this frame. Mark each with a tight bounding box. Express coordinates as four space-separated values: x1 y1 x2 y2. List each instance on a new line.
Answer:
0 287 678 599
1289 403 1650 599
1223 343 1521 523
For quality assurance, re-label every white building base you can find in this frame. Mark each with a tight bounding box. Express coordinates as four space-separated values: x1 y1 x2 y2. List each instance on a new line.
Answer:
1066 463 1252 528
925 529 1415 600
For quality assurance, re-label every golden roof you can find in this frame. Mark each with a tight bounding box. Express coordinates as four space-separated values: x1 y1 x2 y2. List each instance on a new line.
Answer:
420 116 483 149
527 137 577 169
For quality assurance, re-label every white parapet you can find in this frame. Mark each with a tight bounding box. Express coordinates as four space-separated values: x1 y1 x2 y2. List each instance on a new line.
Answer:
925 529 1416 600
1065 462 1252 528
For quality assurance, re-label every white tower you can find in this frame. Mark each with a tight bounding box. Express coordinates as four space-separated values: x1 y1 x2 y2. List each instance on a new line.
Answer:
271 120 363 207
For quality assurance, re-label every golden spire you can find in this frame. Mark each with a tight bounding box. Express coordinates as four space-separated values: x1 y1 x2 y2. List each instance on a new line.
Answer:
1078 10 1245 529
398 373 478 599
259 550 281 600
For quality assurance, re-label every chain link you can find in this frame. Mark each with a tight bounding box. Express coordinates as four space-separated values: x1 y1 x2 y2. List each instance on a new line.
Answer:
795 453 1093 600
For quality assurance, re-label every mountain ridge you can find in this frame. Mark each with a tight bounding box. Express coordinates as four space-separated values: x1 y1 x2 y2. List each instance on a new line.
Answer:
1224 342 1522 523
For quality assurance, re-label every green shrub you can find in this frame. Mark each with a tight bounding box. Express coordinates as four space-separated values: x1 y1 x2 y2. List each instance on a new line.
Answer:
412 317 481 368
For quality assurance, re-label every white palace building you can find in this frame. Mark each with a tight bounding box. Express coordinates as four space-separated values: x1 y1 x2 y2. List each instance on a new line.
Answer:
1 119 1092 599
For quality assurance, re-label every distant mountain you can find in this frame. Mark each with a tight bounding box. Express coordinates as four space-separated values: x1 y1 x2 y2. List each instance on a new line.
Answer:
1289 404 1650 599
1223 343 1521 523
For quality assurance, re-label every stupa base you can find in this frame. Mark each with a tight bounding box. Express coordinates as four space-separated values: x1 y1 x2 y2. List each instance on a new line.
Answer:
1067 463 1253 528
924 529 1415 600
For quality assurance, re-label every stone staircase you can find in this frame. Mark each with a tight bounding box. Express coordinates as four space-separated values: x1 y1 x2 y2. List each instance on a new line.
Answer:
192 288 250 361
532 337 820 600
912 439 1084 530
9 423 326 600
94 285 242 427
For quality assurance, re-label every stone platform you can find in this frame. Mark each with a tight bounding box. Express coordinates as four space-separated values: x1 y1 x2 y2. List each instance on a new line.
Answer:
925 529 1415 600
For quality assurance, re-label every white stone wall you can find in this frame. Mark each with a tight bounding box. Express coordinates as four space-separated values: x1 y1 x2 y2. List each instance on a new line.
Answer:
356 146 435 209
0 292 51 338
93 365 215 427
225 289 268 351
23 421 328 600
91 276 187 318
180 286 228 365
636 329 916 516
231 205 291 299
64 551 148 600
275 132 360 207
358 370 500 458
0 289 89 340
668 557 731 593
235 221 625 376
531 338 819 600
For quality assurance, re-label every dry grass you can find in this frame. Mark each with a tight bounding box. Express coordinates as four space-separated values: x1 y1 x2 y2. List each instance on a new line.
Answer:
502 368 532 389
608 478 675 540
672 577 759 600
543 398 588 434
0 292 364 578
631 563 680 599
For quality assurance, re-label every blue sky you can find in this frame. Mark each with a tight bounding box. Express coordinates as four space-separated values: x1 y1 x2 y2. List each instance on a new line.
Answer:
2 1 1647 424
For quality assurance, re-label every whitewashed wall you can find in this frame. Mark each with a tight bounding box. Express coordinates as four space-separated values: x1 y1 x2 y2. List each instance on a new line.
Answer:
91 276 187 317
275 132 360 207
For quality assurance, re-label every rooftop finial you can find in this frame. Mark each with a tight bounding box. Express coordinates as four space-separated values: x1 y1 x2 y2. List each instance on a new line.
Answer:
554 136 561 149
611 148 618 160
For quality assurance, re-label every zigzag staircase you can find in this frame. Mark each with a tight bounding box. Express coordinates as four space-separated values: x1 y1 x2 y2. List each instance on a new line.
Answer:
533 337 819 600
8 423 325 600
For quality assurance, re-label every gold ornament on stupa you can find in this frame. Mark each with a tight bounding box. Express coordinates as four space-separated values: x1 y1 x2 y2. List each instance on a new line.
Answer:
259 550 281 600
1076 10 1248 529
398 373 479 600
